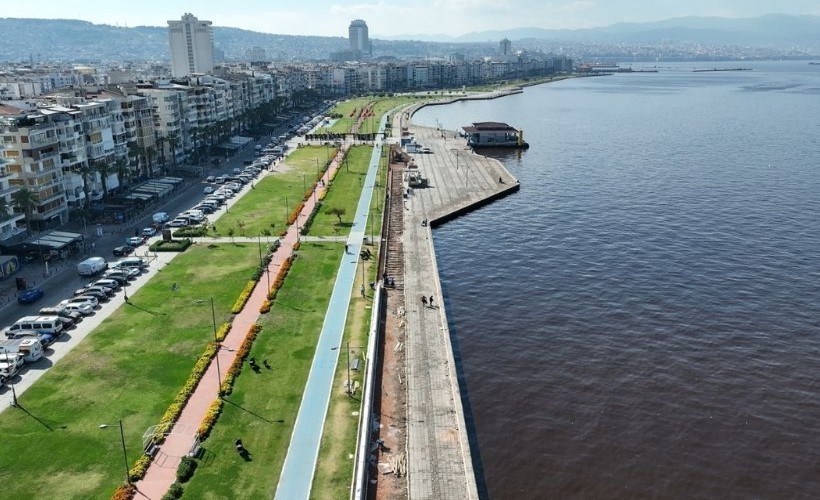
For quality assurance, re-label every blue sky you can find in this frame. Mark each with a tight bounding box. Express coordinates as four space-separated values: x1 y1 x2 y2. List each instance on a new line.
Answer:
9 0 820 37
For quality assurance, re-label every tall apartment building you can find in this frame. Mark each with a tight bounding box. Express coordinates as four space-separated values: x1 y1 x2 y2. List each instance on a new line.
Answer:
0 103 70 229
348 19 372 59
168 13 215 78
499 38 512 57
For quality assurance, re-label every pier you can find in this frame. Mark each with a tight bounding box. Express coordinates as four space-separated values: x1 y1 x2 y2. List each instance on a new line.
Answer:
374 109 519 499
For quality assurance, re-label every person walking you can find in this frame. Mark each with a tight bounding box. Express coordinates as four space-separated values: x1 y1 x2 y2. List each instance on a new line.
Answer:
421 295 428 307
429 295 435 307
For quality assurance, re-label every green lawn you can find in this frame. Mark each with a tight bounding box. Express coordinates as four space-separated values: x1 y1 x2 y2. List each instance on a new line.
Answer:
211 146 337 237
318 95 431 135
0 243 260 499
309 145 373 237
180 243 343 499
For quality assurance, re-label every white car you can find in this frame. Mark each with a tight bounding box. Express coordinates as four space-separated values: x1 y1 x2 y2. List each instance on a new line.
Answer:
203 186 215 194
142 227 157 237
60 296 99 308
64 303 95 316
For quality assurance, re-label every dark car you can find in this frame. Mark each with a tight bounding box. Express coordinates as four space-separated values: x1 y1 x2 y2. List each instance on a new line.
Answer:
113 245 135 257
73 288 110 301
17 288 44 304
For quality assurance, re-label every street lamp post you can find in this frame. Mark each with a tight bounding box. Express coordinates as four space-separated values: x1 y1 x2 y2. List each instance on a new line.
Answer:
0 348 18 407
331 342 352 396
99 419 130 485
211 297 222 393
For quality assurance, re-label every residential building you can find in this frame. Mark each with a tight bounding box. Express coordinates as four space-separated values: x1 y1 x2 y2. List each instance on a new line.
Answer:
168 13 215 78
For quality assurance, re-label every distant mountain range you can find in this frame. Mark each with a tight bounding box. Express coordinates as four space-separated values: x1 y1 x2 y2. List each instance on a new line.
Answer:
0 14 818 64
377 14 820 48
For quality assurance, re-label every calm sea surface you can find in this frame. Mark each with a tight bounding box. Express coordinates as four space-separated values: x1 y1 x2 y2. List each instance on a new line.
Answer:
413 61 820 499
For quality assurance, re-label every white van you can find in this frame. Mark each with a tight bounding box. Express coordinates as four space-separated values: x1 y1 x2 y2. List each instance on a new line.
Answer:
3 316 65 338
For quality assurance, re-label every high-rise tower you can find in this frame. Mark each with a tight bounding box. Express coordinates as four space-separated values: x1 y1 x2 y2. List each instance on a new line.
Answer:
348 19 371 59
168 13 214 77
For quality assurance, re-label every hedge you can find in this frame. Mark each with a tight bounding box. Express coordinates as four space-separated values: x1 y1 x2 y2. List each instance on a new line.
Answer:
230 281 257 314
111 484 135 500
176 456 198 483
287 202 305 226
173 226 209 237
149 239 193 252
150 343 218 444
219 324 262 396
196 398 224 439
267 255 295 300
161 482 184 500
214 322 231 342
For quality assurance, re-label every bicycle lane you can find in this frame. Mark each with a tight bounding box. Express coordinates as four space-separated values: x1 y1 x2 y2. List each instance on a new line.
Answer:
275 119 386 500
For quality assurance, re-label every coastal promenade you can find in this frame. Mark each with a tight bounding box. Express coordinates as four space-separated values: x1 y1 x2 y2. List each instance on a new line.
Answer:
398 121 519 499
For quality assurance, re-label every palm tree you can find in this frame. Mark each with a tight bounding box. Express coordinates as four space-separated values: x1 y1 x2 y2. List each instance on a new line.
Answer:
12 188 39 231
77 163 95 208
113 158 130 189
167 134 180 168
92 160 112 199
145 146 158 176
0 197 10 222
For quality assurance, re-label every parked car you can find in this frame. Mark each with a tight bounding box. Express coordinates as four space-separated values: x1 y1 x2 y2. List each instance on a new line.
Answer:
152 212 170 224
72 287 110 300
166 219 189 228
39 306 83 324
63 303 95 316
113 245 135 257
59 296 99 308
214 176 226 183
126 236 144 247
92 279 121 291
106 266 141 279
17 288 44 304
205 175 215 183
203 186 215 194
13 331 57 347
142 227 157 237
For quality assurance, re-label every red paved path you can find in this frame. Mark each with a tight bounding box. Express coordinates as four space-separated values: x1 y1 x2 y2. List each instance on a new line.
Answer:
134 147 346 499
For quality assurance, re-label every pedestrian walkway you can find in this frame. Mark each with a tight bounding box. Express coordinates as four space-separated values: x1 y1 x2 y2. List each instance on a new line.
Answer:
274 116 386 499
400 123 519 499
134 148 348 499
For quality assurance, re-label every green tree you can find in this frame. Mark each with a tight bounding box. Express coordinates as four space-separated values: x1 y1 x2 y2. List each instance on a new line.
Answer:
12 188 38 231
326 207 346 225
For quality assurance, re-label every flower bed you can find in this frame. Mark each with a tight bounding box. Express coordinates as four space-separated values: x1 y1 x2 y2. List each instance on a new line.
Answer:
219 324 262 396
111 483 136 500
259 299 272 314
214 322 231 342
286 202 305 226
267 255 295 300
149 343 218 444
230 281 257 314
300 202 321 235
196 398 224 439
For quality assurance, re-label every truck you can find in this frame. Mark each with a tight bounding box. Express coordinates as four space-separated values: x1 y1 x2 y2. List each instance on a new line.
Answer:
0 352 25 384
77 257 107 277
0 338 45 362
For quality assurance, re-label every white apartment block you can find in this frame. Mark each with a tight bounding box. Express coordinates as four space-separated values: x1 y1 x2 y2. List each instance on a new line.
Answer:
168 13 215 78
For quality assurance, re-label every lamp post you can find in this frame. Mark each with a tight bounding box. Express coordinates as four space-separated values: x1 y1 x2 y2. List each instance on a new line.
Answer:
331 342 352 396
210 297 222 393
123 281 129 304
0 348 18 407
99 419 130 485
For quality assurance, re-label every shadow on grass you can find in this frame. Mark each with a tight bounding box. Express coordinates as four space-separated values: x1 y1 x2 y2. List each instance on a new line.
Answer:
221 397 286 425
125 301 162 316
15 404 67 431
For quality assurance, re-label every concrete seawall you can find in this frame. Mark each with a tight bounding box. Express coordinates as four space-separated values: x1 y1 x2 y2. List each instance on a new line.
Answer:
399 120 519 499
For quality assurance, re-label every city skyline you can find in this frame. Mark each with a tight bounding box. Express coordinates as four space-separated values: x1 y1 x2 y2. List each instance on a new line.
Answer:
8 0 820 38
